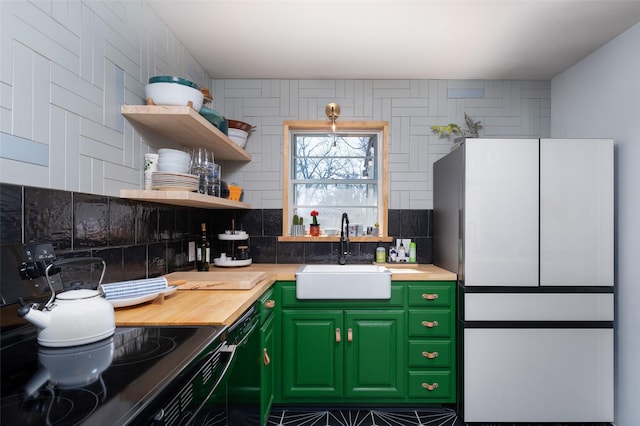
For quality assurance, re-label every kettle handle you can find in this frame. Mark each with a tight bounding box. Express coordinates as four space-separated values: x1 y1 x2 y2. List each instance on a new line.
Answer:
44 257 106 308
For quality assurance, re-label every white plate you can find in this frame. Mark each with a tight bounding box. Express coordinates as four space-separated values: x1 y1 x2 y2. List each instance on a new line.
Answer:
109 292 158 308
153 186 197 192
160 285 178 297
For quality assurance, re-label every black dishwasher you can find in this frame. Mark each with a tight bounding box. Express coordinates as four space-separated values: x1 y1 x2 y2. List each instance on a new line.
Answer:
192 303 262 425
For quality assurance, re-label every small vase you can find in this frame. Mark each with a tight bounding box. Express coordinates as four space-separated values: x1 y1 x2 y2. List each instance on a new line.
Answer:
291 224 304 236
309 224 320 237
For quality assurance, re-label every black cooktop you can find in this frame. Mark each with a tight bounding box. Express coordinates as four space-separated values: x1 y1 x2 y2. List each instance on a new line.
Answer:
0 324 226 425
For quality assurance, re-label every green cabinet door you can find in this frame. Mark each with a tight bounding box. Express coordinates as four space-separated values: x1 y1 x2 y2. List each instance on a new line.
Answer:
344 310 405 399
281 309 405 400
260 314 275 426
281 310 343 399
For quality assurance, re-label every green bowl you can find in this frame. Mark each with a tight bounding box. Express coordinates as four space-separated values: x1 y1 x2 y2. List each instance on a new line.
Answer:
148 76 199 89
199 107 228 135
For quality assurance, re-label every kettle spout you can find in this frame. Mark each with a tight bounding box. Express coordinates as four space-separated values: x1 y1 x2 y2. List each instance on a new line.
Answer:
18 302 50 330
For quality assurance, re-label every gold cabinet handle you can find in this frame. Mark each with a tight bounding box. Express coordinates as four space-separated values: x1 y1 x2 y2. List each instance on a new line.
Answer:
422 382 439 391
336 328 341 343
263 299 275 309
421 351 439 359
263 348 271 366
347 328 353 342
421 320 439 328
422 293 439 300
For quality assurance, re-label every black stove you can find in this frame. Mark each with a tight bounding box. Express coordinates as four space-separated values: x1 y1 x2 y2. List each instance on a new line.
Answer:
0 323 227 425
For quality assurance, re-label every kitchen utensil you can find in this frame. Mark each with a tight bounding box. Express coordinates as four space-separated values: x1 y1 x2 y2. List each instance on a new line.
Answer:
17 257 115 347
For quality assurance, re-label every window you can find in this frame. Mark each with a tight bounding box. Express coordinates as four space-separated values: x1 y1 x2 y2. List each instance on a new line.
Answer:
282 121 389 239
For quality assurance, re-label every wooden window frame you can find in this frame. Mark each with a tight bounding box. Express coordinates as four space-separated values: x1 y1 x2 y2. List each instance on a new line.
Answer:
279 120 390 242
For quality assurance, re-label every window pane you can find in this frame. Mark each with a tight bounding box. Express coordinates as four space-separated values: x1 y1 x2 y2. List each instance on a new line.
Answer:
294 183 378 207
293 134 377 180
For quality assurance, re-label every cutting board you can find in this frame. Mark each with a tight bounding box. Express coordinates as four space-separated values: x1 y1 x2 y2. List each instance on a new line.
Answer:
163 271 267 290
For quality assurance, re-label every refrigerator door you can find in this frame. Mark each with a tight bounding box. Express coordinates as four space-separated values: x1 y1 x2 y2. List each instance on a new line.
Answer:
540 138 614 286
464 139 539 286
463 327 614 423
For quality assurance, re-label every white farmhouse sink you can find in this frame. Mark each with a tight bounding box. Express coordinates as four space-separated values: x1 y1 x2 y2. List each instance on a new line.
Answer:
295 264 391 299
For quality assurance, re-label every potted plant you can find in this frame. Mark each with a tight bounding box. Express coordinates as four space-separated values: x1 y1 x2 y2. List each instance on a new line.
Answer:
431 112 483 146
309 210 320 237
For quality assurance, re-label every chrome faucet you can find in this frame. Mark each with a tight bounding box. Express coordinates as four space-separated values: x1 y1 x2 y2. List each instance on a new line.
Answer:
339 213 350 265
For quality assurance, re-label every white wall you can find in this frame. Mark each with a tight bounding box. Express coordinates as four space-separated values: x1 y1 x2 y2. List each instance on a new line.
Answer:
1 2 551 208
211 79 551 210
551 23 640 426
0 0 210 195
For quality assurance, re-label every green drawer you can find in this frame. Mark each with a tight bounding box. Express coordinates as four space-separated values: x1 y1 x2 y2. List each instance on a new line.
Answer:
407 339 453 368
407 370 454 400
280 283 404 308
407 283 454 307
408 309 452 338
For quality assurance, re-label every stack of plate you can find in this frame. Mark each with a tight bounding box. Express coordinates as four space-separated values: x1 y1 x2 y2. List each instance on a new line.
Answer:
151 172 198 191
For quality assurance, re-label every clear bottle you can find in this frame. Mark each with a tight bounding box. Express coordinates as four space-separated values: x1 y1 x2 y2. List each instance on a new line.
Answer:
196 222 210 271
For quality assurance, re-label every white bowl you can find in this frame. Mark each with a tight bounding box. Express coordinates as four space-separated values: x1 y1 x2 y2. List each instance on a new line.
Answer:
158 148 190 158
324 228 339 236
228 128 248 148
144 82 203 112
157 162 190 173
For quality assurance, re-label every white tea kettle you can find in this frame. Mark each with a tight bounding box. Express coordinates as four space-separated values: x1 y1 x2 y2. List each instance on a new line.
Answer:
18 257 115 347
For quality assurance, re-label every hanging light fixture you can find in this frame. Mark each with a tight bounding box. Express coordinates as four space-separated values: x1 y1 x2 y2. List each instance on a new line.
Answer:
325 102 340 132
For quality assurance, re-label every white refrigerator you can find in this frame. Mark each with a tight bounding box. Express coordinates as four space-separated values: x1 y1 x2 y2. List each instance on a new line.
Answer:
433 138 614 423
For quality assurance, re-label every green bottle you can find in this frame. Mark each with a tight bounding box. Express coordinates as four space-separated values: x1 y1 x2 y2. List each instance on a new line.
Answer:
196 222 210 271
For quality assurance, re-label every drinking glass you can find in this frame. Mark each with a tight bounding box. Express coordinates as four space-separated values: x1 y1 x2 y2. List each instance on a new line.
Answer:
191 148 211 194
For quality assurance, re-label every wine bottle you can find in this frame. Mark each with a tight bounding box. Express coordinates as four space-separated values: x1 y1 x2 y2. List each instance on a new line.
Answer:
196 222 210 271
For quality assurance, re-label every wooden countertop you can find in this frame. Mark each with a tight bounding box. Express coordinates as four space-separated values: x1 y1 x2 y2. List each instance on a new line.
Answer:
114 263 456 328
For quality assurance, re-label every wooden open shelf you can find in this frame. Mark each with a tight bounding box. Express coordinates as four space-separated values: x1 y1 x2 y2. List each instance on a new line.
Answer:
120 190 251 209
121 105 251 162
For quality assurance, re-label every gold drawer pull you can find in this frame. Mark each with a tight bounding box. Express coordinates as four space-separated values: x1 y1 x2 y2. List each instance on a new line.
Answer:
422 382 439 391
421 320 439 328
336 328 341 343
263 348 271 366
422 351 439 359
422 293 439 300
348 328 353 342
264 299 276 309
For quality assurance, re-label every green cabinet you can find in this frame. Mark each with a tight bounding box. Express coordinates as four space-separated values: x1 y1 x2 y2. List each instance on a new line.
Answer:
276 280 456 405
258 288 276 425
406 283 456 402
281 309 405 400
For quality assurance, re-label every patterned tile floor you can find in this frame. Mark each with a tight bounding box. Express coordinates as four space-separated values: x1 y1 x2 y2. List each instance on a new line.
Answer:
266 407 614 426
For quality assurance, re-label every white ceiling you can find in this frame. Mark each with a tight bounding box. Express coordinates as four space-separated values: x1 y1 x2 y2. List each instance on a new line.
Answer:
148 0 640 80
